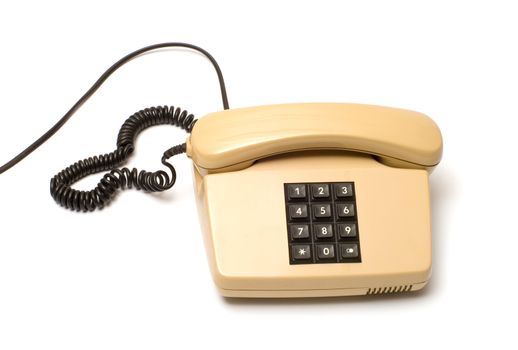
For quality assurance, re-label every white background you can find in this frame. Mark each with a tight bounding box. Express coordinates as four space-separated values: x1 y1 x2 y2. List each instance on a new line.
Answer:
1 1 517 349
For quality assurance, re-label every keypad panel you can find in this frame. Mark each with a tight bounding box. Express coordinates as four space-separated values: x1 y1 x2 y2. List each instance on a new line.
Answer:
285 182 362 264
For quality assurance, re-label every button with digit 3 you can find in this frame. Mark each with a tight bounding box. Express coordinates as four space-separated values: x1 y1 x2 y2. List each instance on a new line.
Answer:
334 183 353 198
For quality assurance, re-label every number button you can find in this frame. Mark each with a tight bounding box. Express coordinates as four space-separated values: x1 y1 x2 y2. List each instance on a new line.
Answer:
316 244 336 260
289 224 310 240
335 183 353 198
292 244 312 261
287 184 307 200
311 184 330 199
312 204 332 219
338 223 357 238
289 204 308 219
336 203 355 218
314 224 333 239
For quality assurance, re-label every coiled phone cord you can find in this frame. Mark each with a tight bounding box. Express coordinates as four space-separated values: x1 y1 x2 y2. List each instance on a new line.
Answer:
0 43 229 211
50 106 195 212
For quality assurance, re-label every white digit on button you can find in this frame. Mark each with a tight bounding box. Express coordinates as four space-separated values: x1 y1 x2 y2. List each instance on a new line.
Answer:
294 187 300 195
297 227 304 235
318 187 324 195
320 206 326 215
323 247 330 255
321 227 328 235
296 208 302 215
345 226 351 234
342 186 348 194
343 206 350 215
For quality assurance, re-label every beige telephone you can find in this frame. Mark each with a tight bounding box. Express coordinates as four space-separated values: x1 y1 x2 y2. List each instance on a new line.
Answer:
0 44 443 299
187 103 442 297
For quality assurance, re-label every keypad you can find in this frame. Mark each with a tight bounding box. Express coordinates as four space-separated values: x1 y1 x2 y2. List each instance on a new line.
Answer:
284 182 361 264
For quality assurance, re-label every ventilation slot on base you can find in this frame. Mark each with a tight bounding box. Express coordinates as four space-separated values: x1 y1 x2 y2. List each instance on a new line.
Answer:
366 285 412 295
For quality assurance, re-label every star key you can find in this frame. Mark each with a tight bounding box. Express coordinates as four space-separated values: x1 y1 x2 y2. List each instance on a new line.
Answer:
292 244 312 261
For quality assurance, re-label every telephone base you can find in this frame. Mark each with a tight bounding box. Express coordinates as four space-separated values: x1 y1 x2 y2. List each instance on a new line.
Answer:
194 151 432 298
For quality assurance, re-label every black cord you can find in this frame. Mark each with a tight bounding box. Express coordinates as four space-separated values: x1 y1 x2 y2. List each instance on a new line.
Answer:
0 42 229 175
0 42 229 211
51 106 195 211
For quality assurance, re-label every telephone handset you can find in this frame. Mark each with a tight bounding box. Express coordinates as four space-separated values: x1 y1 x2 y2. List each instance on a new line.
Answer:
187 103 442 172
0 43 443 298
188 103 442 297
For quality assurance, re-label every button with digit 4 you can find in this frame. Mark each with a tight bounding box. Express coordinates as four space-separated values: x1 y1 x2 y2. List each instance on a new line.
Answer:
289 204 308 219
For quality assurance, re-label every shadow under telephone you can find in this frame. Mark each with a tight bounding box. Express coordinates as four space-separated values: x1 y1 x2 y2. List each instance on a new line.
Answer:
0 43 443 298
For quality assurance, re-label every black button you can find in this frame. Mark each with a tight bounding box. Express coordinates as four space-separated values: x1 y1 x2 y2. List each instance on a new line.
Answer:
312 204 332 218
316 244 336 260
335 183 353 198
287 184 307 200
292 245 312 260
338 223 357 238
289 224 310 240
311 184 330 199
336 203 355 218
340 243 359 258
289 204 308 219
314 224 333 239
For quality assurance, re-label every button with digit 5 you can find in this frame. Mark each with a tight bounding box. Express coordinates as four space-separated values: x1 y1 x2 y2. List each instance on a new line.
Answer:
312 204 332 218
